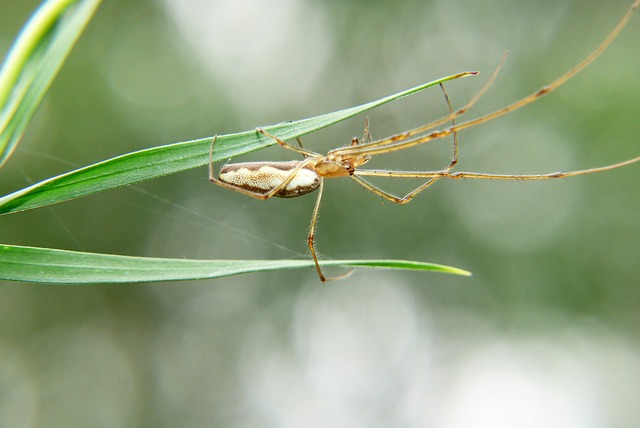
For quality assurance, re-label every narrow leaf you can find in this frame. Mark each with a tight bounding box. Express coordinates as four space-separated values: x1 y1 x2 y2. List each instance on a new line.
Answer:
0 0 102 167
0 244 471 284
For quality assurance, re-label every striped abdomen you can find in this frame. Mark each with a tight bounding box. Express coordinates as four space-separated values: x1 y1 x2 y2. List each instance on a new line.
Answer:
218 161 321 198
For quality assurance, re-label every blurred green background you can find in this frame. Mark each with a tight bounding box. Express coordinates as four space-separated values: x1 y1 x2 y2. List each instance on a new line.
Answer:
1 0 639 426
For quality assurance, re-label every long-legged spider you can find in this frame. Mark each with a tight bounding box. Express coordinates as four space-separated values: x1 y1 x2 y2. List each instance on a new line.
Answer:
210 0 640 282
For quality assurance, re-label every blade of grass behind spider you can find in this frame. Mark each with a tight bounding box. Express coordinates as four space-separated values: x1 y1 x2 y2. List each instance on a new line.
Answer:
0 71 476 215
0 244 471 284
0 0 102 167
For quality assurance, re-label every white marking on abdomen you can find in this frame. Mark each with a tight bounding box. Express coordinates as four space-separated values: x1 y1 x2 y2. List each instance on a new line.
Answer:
219 161 321 198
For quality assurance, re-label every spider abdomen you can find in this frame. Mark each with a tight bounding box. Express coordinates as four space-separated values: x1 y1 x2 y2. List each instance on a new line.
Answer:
218 161 321 198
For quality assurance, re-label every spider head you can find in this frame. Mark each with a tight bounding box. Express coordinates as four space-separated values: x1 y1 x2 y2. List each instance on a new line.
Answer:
323 149 370 175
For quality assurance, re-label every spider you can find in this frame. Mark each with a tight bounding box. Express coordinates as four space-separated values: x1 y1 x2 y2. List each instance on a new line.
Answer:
210 0 640 282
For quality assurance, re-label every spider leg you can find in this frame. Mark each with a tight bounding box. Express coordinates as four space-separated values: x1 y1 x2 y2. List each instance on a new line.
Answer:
295 137 309 158
257 128 321 158
307 181 354 282
439 83 459 170
350 152 640 204
362 117 372 144
355 155 640 182
350 174 436 204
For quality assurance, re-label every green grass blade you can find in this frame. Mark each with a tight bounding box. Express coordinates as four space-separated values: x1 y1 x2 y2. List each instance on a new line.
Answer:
0 71 476 215
0 244 471 284
0 0 102 167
